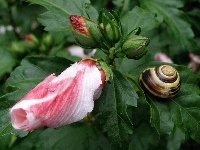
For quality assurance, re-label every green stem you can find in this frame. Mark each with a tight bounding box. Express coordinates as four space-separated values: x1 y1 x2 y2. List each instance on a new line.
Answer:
7 1 20 40
105 56 114 65
105 47 116 66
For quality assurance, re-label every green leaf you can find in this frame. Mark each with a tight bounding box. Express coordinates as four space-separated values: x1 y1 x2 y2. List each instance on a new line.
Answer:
0 31 16 47
113 70 138 106
140 0 197 53
187 8 200 32
38 11 69 32
0 92 27 137
128 61 200 142
94 70 138 149
10 129 44 150
127 94 161 149
112 0 131 16
0 111 13 137
13 4 45 35
167 126 185 150
129 123 160 150
0 134 13 150
112 0 124 7
27 0 98 32
121 6 159 36
36 123 111 150
6 56 73 89
0 56 73 137
148 98 174 135
0 47 17 78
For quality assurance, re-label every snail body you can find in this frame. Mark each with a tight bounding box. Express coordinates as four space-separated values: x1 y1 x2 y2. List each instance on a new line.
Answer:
139 65 181 98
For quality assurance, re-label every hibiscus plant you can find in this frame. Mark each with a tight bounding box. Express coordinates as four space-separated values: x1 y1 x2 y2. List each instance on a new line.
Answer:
0 0 200 150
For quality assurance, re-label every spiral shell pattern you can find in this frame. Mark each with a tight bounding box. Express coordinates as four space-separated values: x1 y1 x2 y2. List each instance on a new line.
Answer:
139 65 181 98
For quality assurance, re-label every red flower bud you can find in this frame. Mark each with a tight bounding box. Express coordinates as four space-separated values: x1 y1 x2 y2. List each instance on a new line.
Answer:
70 15 89 36
24 34 39 49
24 34 32 42
69 15 103 48
24 34 39 45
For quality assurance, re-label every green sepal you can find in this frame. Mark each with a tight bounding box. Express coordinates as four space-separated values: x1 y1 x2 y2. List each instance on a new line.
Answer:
123 27 141 41
98 60 113 81
86 18 103 47
115 51 126 58
116 27 141 50
99 10 122 44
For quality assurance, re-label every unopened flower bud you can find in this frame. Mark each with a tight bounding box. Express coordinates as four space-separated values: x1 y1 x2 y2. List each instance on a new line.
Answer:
39 34 53 52
42 34 53 47
69 15 102 48
99 11 121 44
188 53 200 72
9 41 26 57
39 43 47 52
24 34 39 49
24 34 39 50
24 34 39 44
122 34 150 59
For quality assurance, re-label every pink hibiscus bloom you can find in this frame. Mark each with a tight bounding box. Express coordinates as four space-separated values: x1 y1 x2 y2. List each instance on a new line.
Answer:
9 59 106 131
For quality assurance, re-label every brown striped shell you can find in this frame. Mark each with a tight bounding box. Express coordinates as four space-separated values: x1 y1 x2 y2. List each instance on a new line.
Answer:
139 65 181 98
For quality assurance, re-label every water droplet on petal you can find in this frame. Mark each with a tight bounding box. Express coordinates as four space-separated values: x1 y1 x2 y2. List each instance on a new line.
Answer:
48 88 56 92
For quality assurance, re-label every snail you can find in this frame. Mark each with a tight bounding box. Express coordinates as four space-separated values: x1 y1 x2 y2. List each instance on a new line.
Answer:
139 65 181 98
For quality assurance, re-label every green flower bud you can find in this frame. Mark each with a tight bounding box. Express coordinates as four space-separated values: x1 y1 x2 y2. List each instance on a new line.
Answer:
99 11 121 44
42 34 53 47
39 43 47 52
69 15 102 48
122 34 150 60
9 41 26 58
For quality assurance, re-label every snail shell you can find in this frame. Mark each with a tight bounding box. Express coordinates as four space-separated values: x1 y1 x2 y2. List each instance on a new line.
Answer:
139 65 181 98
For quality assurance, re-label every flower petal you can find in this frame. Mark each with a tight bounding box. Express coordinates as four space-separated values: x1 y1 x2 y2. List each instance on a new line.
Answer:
10 59 105 131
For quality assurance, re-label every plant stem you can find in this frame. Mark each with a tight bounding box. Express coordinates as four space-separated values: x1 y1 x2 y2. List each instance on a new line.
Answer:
7 1 20 40
105 47 116 66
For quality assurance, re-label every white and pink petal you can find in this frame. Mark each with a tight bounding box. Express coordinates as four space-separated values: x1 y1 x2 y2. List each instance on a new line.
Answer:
9 59 106 131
